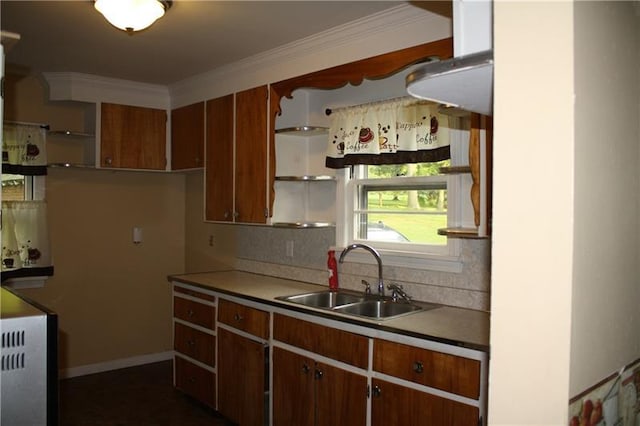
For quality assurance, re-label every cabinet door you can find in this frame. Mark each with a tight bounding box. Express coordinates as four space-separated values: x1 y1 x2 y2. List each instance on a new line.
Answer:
217 328 265 426
205 95 234 221
171 101 204 170
272 347 314 426
235 85 269 223
315 361 367 426
100 102 167 170
371 378 479 426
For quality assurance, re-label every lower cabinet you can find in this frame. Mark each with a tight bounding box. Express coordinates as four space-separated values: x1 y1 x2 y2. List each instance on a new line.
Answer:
172 286 216 409
171 283 487 426
371 378 479 426
217 328 267 426
272 347 367 426
217 299 269 426
272 314 368 426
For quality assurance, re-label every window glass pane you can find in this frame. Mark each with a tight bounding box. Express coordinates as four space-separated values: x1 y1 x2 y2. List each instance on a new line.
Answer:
356 187 448 245
1 174 26 201
366 160 450 179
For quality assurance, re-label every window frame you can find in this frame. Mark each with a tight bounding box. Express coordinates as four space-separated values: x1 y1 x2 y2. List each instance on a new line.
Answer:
335 122 471 272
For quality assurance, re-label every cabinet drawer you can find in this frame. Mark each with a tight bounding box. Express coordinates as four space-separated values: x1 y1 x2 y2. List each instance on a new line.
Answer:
174 285 216 302
174 356 216 408
373 339 480 399
174 323 215 367
174 296 215 330
218 299 269 339
371 378 479 426
273 313 368 369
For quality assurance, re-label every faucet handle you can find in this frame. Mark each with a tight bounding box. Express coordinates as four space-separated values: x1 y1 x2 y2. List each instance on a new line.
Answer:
388 283 411 302
360 280 372 295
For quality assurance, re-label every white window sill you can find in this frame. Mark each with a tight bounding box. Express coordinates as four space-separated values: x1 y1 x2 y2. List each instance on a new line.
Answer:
332 247 463 273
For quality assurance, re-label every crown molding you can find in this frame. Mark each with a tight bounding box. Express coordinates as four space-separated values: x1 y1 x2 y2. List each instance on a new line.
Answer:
169 4 451 107
43 72 170 109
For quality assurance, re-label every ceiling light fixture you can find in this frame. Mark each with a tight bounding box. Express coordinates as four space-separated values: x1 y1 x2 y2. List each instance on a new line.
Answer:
94 0 172 34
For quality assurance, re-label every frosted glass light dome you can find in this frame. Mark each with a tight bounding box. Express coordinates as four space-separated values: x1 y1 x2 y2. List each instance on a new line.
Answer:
94 0 169 33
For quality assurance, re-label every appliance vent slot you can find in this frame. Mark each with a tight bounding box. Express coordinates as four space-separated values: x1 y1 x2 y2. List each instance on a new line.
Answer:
1 353 26 371
1 330 26 348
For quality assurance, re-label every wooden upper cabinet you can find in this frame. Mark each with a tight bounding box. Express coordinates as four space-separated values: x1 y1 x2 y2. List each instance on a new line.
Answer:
235 85 269 223
171 101 204 170
100 102 167 170
205 85 269 224
205 94 234 221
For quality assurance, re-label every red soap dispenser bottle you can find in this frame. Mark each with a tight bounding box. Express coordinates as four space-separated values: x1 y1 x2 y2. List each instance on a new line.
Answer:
328 250 339 291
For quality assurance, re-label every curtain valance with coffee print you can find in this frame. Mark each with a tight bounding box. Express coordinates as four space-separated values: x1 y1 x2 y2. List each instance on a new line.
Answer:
2 122 48 175
325 98 450 169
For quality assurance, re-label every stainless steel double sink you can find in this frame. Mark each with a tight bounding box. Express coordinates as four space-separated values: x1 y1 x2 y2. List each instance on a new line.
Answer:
276 289 430 321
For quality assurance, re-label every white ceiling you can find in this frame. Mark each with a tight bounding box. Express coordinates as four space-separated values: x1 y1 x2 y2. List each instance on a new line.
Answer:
1 1 450 86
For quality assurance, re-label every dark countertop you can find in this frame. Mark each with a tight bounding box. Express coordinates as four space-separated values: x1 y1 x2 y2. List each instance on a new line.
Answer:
169 270 490 352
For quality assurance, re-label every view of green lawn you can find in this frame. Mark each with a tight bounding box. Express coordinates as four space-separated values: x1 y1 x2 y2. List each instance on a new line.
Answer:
365 192 447 245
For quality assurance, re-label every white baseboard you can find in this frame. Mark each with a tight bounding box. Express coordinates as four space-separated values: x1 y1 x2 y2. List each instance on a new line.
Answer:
59 351 174 379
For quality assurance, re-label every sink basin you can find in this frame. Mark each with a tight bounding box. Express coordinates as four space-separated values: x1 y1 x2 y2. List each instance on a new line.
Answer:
278 290 431 321
277 290 365 309
334 299 423 320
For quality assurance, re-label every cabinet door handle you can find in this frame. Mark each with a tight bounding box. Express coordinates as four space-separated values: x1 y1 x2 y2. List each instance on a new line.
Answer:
372 385 382 398
413 361 424 373
314 369 323 380
104 156 113 166
224 211 230 219
302 363 310 374
233 313 244 321
187 340 195 347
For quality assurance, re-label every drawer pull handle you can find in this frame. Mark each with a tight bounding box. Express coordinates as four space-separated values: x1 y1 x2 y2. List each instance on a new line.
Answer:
234 313 244 321
372 385 382 397
187 309 195 317
187 340 195 347
188 376 196 383
413 361 424 373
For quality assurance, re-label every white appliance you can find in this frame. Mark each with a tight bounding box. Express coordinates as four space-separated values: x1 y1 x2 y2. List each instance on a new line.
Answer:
1 287 58 425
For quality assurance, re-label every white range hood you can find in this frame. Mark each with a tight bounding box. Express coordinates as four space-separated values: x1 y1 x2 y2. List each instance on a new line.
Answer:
406 0 493 115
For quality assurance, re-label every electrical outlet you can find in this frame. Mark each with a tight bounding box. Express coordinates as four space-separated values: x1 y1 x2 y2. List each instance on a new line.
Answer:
286 240 294 257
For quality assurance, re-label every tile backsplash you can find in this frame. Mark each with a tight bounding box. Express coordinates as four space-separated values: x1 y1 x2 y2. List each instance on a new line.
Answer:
235 225 490 311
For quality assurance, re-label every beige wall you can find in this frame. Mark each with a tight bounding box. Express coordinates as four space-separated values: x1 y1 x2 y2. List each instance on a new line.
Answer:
5 74 186 371
490 1 640 424
571 1 640 395
184 170 236 272
490 2 575 423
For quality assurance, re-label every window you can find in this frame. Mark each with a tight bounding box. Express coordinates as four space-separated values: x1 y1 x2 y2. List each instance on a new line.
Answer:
341 160 461 263
1 174 45 201
327 99 478 270
353 161 449 249
2 122 52 284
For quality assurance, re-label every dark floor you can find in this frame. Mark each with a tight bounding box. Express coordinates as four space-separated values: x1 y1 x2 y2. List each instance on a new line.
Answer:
59 360 235 426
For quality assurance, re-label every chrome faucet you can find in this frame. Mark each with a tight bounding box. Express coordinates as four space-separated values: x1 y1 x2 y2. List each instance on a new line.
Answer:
339 243 385 297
